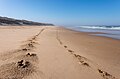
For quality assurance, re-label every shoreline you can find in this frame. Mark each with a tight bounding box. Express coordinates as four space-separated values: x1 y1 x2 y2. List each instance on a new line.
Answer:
60 26 120 41
61 26 120 41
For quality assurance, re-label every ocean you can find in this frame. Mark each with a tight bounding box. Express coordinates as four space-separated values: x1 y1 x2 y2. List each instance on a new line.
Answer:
66 25 120 40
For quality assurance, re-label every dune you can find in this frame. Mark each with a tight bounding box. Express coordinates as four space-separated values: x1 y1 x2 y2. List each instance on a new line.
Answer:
0 26 119 79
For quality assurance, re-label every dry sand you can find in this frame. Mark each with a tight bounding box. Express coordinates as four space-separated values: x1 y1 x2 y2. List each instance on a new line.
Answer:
0 26 120 79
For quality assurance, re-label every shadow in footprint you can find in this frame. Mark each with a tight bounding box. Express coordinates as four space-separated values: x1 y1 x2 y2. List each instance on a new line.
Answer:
22 48 31 52
26 53 37 57
64 46 67 48
68 49 74 54
82 62 90 67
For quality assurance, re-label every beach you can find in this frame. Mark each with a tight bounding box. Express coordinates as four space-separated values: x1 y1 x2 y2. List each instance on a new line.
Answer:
0 26 120 79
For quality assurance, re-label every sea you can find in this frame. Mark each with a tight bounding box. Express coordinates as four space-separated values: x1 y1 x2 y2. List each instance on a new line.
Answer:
65 25 120 40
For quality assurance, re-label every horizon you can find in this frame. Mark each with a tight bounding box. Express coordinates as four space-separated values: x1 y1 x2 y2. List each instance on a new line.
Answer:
0 0 120 26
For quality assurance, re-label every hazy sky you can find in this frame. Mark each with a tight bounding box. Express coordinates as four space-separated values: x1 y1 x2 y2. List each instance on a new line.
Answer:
0 0 120 26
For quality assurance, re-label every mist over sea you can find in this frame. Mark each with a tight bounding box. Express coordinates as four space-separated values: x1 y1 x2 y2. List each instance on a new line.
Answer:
66 25 120 40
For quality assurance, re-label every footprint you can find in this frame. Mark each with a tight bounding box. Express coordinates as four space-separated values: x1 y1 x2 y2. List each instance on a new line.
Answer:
73 54 90 67
73 54 81 58
21 43 36 49
36 28 45 36
98 69 117 79
81 62 90 67
0 61 36 79
22 48 31 51
68 49 74 53
64 46 67 48
57 39 62 45
26 53 37 57
14 53 38 63
28 43 35 47
32 36 37 40
30 41 39 44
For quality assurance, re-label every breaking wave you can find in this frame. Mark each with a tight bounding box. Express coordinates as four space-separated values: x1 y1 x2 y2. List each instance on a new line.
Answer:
77 26 120 30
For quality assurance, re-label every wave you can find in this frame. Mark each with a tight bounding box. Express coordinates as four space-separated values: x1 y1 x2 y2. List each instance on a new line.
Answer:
76 26 120 30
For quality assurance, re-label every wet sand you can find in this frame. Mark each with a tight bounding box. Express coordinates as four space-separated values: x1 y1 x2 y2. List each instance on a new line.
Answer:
0 26 120 79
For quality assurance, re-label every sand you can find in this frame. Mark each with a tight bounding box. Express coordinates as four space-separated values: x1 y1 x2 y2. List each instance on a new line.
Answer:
0 26 119 79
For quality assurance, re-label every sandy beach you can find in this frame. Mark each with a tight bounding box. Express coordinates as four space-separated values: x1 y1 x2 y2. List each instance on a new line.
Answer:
0 26 120 79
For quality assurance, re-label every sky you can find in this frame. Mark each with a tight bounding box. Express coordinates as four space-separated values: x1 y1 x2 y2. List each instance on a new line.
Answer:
0 0 120 26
